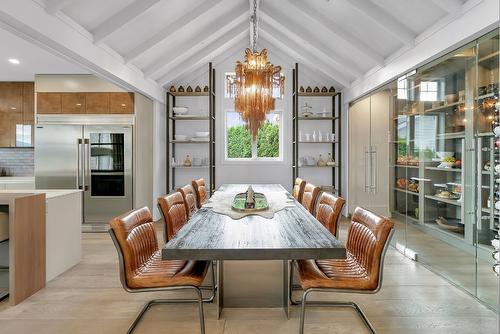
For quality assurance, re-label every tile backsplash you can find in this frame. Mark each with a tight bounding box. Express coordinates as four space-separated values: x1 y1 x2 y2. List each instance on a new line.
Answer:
0 148 34 176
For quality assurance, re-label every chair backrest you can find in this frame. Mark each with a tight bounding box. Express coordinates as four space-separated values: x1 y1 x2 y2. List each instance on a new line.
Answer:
157 192 188 242
178 184 198 218
347 207 394 291
315 192 345 237
192 178 209 208
292 178 306 203
301 183 321 214
109 207 158 290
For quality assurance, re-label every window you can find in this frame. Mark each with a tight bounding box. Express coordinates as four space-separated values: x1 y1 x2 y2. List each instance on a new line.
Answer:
15 124 32 147
225 110 282 161
224 72 284 99
420 81 439 101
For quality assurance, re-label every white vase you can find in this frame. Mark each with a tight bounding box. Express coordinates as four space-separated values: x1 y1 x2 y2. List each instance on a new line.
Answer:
318 130 322 142
312 131 317 142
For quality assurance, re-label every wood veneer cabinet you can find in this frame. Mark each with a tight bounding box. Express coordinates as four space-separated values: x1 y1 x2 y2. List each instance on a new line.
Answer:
0 82 34 147
36 92 134 114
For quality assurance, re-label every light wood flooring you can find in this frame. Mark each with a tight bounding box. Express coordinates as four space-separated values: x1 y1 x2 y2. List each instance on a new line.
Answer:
0 219 498 334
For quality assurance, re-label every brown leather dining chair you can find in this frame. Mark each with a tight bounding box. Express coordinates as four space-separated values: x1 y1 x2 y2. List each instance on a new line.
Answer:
179 184 198 218
300 183 321 215
292 178 306 203
192 178 209 208
290 207 394 334
158 192 188 243
315 192 346 237
109 207 215 334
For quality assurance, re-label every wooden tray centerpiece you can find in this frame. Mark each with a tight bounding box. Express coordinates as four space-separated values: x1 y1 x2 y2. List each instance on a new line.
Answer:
231 186 269 213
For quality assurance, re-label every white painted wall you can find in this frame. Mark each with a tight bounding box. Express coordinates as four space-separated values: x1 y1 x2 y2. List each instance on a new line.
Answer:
153 100 166 220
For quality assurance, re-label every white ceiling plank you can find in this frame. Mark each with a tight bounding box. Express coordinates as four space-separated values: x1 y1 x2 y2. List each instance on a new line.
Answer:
159 29 248 86
260 9 363 78
287 0 384 66
259 30 349 88
143 4 247 78
124 0 223 62
430 0 463 13
154 22 247 81
259 23 353 86
92 0 162 43
0 0 164 102
44 0 78 14
346 0 415 46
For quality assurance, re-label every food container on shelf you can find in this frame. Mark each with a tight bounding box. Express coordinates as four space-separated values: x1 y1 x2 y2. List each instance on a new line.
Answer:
173 106 189 115
445 93 458 104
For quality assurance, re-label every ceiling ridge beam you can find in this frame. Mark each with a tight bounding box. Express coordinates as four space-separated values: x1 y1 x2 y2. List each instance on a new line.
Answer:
44 0 78 14
430 0 463 13
259 29 349 88
346 0 415 46
287 0 384 66
124 0 223 62
260 8 362 78
92 0 162 43
159 29 248 85
144 5 248 78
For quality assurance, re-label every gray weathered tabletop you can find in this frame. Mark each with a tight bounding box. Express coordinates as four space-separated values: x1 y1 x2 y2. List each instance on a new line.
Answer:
161 184 346 261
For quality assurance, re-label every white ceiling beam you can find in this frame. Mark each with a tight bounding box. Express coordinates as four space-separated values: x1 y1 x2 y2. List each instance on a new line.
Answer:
0 0 164 102
154 22 247 81
430 0 463 13
260 8 362 78
159 29 248 86
124 0 223 62
287 0 384 65
259 30 349 88
144 4 248 78
92 0 162 43
44 0 78 14
345 0 415 46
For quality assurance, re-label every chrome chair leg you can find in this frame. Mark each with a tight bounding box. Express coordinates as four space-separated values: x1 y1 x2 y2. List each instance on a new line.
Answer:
126 286 206 334
299 288 377 334
200 261 217 303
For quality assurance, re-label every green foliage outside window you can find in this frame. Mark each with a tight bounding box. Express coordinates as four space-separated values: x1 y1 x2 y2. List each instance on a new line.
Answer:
257 121 279 158
226 121 280 159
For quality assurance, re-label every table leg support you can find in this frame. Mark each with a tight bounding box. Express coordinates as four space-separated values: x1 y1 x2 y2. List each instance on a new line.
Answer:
282 260 290 319
216 260 223 319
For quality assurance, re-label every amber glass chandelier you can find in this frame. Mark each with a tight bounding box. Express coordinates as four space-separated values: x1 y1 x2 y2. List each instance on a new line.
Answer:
234 0 282 139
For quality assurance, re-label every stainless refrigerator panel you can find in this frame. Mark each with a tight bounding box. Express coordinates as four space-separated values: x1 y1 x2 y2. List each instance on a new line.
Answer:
83 125 133 223
35 125 83 190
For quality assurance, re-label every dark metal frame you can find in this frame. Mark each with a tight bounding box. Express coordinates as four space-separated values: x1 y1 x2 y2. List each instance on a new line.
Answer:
291 63 342 196
109 229 216 334
289 230 394 334
166 63 216 196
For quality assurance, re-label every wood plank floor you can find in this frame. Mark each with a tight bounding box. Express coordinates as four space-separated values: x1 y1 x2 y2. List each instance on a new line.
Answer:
0 219 497 334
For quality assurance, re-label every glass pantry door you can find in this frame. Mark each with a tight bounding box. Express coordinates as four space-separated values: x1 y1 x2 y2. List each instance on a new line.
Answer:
475 30 499 309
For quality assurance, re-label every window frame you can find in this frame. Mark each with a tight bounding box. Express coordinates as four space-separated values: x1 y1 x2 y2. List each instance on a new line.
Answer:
223 109 284 163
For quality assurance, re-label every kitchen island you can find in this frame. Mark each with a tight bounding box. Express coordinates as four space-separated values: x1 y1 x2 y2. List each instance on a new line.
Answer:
0 189 81 305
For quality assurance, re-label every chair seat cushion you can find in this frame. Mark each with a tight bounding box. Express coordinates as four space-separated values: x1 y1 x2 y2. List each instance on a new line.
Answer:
295 254 375 291
127 251 210 289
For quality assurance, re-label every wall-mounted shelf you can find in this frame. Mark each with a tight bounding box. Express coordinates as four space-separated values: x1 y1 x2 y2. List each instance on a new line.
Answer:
169 92 209 97
298 92 340 97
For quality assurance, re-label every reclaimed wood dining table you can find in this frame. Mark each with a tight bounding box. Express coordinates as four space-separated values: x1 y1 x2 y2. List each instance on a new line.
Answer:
162 184 346 318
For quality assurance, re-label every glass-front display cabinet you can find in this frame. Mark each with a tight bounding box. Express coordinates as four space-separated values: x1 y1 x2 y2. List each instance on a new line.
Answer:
389 29 499 311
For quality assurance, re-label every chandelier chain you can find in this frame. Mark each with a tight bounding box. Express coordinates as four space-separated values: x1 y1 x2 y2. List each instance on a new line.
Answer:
251 0 258 52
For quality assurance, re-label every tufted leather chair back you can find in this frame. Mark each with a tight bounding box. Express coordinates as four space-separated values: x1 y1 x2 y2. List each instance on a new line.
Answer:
179 184 198 218
292 178 306 203
347 207 394 291
301 183 320 214
192 178 209 208
158 192 188 242
109 207 158 289
315 192 345 237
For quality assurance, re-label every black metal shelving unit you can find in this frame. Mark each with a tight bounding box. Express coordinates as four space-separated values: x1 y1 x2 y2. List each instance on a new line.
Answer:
292 63 342 195
166 62 216 195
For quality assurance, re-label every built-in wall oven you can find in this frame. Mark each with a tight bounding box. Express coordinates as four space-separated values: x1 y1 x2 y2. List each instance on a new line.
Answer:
35 115 133 225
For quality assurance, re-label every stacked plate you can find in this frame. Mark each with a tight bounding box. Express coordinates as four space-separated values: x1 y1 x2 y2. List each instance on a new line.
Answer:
191 131 209 142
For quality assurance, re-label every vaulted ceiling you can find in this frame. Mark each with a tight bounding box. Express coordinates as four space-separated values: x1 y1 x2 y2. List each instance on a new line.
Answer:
3 0 469 98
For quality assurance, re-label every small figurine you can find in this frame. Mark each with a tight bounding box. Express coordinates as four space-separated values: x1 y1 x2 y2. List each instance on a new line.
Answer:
326 153 335 166
313 86 320 93
329 86 336 93
245 186 255 209
178 86 185 92
195 85 202 92
203 85 209 92
306 86 312 93
186 86 193 92
184 154 192 167
317 154 326 167
299 86 305 93
169 86 176 92
321 86 328 93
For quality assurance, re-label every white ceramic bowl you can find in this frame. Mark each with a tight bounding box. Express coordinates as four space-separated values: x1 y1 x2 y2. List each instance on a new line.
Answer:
195 131 209 138
436 151 454 159
173 106 188 115
175 134 187 141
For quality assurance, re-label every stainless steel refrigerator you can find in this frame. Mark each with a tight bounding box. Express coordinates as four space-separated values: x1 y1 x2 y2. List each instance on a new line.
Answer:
35 116 133 225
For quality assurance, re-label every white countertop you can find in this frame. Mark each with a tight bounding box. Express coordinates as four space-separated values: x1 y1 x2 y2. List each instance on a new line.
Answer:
0 189 81 199
0 177 35 183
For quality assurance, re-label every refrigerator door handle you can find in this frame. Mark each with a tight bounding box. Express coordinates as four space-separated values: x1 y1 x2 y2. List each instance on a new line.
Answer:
371 146 377 193
83 138 90 191
77 138 83 189
364 146 369 192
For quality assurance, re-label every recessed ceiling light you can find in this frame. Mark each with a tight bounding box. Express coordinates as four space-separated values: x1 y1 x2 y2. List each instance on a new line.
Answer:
8 58 20 65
